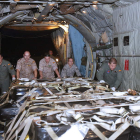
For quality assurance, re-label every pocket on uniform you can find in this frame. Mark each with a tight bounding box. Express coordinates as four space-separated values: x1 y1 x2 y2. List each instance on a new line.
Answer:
44 66 51 73
2 67 7 71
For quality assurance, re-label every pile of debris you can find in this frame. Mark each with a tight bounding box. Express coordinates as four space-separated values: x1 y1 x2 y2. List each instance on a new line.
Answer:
0 78 140 140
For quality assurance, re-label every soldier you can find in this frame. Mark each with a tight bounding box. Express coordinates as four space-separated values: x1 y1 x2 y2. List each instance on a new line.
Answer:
39 53 60 79
96 58 122 91
61 58 81 78
49 50 56 61
16 51 37 80
0 53 15 93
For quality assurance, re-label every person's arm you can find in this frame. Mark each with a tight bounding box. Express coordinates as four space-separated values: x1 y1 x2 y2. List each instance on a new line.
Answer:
7 63 16 79
75 66 81 77
114 67 122 89
39 71 43 79
96 63 106 81
16 60 21 79
52 60 60 78
16 69 20 79
61 65 67 78
32 60 38 79
55 69 60 78
33 69 37 79
39 60 43 79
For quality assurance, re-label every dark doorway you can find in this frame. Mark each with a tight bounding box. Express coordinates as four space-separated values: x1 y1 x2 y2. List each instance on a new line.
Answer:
1 28 57 68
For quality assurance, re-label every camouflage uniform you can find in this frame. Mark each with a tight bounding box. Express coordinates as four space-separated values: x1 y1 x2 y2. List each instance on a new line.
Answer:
39 58 58 79
96 62 122 89
16 58 37 80
0 59 15 92
50 55 56 61
61 64 81 78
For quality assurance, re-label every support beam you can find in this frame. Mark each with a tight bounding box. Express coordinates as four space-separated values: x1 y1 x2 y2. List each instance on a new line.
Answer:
0 32 1 53
62 14 96 47
0 11 28 28
37 3 55 22
0 0 118 4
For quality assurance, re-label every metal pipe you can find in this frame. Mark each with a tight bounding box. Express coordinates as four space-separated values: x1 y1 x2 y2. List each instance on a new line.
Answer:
98 55 140 57
62 14 96 47
92 44 112 51
0 32 1 53
92 52 97 79
10 5 38 13
0 11 28 28
0 0 118 4
37 3 55 22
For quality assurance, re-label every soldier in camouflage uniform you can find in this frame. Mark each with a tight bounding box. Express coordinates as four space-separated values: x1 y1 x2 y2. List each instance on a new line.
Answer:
61 58 81 78
39 53 60 79
16 51 37 80
0 54 15 93
96 58 122 91
49 50 56 61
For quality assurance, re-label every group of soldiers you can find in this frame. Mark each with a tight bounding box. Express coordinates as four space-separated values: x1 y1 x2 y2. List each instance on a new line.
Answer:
0 50 122 94
0 50 81 94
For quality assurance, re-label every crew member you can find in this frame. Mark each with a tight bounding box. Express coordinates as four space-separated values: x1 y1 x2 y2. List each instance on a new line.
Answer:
49 50 56 61
39 53 60 79
96 58 122 91
0 54 15 93
16 51 37 80
61 58 81 78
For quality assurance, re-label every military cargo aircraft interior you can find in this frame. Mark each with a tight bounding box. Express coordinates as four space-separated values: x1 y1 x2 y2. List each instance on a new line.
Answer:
0 0 140 140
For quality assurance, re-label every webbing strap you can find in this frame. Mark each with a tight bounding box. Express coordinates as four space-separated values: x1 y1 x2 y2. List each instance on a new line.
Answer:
6 110 26 140
87 121 130 140
9 119 26 140
108 121 130 140
45 126 58 140
17 88 37 103
87 124 108 140
19 117 33 140
64 102 72 109
44 87 54 95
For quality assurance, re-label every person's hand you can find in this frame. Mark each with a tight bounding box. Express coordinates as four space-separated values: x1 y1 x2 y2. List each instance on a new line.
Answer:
12 77 16 81
100 80 105 83
58 75 61 78
33 77 37 80
111 87 116 91
40 76 43 79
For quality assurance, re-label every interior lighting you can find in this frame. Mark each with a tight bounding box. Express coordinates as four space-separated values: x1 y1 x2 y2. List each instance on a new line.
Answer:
92 5 97 9
49 3 54 6
82 10 86 14
56 58 59 62
58 24 69 33
93 1 98 4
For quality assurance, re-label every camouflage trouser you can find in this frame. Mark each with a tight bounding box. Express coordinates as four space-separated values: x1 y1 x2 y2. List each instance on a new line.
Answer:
0 77 10 94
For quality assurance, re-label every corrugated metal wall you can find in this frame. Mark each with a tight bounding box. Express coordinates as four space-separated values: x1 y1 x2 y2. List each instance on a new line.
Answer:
113 1 140 91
